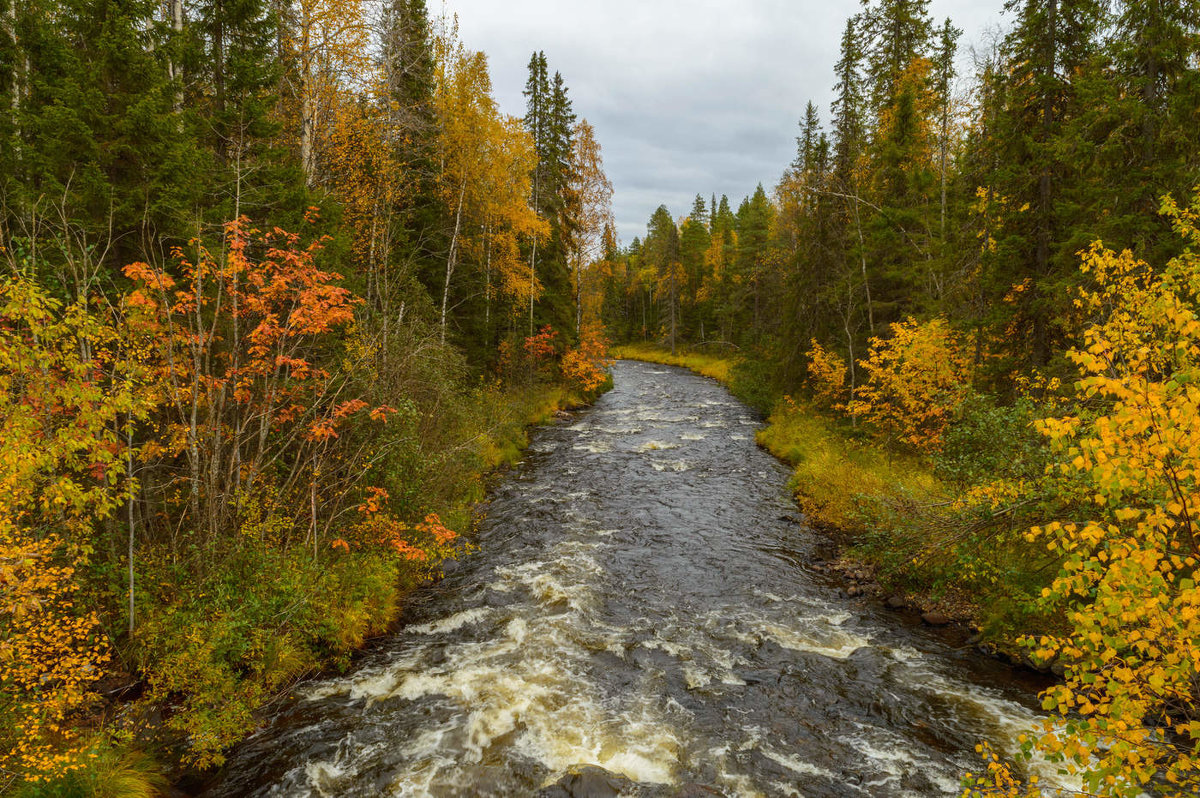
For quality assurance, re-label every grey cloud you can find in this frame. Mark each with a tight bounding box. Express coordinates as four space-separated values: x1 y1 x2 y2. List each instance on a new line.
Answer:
446 0 1006 243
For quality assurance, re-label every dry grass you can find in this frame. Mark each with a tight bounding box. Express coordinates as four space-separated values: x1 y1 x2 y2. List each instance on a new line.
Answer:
756 403 943 533
610 343 735 384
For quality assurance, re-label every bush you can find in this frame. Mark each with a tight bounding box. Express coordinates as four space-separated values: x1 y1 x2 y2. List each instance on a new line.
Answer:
846 317 972 452
935 395 1048 487
728 355 780 414
806 339 849 410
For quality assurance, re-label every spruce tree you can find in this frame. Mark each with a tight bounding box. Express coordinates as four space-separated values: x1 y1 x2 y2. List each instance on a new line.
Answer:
984 0 1106 368
188 0 294 225
932 18 961 239
680 195 711 337
861 0 932 116
522 56 576 339
7 0 201 289
383 0 441 307
795 101 823 174
645 205 680 352
1075 0 1200 261
831 16 866 191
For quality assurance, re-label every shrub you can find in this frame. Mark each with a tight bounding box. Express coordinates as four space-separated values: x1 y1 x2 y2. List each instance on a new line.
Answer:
847 317 972 452
806 339 848 410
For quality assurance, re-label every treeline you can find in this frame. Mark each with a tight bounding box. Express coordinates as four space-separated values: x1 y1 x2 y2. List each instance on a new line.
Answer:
0 0 612 791
600 0 1199 389
601 1 1200 794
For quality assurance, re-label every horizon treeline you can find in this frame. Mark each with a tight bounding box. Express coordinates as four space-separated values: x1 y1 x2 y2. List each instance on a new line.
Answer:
0 0 615 787
599 0 1200 390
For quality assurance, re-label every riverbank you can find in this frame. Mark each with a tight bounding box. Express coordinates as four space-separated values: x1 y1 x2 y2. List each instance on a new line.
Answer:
20 376 608 798
206 358 1056 795
612 344 1051 653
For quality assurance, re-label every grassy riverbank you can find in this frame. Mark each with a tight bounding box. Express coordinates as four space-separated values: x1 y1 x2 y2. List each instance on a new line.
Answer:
613 344 1049 642
612 344 940 535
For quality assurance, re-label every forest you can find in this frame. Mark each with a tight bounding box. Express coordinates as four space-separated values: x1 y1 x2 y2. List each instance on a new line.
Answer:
0 0 615 793
5 0 1200 795
598 0 1200 795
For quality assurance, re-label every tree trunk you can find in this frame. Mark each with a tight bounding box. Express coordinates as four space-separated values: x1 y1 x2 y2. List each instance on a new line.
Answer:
126 414 136 633
851 196 874 336
441 181 466 344
575 259 583 338
528 237 537 336
484 221 492 341
670 268 678 355
169 0 183 111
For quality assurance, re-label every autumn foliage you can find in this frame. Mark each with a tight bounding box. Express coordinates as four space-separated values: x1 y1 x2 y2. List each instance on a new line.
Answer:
561 324 614 394
805 339 848 410
846 317 972 451
0 278 140 783
964 195 1200 796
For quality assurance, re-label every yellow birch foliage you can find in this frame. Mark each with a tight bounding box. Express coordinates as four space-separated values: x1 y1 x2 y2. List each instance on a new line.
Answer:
0 277 149 784
326 96 406 275
806 339 848 410
434 24 547 317
967 194 1200 796
285 0 371 182
847 317 971 451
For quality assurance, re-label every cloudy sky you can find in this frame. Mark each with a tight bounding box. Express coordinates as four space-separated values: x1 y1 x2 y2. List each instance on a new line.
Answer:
439 0 1008 244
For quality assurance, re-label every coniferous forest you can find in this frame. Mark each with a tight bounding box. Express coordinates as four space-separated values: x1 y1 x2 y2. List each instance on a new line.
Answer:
6 0 1200 795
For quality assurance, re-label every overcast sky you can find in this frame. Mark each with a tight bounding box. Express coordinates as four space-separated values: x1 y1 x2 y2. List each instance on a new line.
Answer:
438 0 1008 244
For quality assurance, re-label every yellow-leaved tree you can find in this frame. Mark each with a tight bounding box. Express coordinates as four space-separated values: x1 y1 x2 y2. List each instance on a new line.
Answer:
433 18 547 343
847 317 972 451
0 277 152 786
806 339 849 410
966 194 1200 796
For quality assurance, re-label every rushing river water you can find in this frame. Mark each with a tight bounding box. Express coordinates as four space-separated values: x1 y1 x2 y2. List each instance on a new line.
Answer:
209 360 1059 798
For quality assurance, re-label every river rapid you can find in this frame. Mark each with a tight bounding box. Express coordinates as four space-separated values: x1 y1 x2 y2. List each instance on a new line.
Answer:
208 360 1058 798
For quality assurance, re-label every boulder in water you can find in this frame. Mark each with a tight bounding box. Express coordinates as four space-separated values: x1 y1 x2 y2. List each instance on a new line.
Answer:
537 766 634 798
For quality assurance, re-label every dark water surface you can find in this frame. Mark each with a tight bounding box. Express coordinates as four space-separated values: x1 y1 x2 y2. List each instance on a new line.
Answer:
209 360 1061 797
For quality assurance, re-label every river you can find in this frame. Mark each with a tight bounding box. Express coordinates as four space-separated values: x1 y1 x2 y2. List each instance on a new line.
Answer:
208 360 1058 797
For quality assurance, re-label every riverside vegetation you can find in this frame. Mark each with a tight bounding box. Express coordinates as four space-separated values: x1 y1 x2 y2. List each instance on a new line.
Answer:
7 0 1200 796
602 0 1200 795
0 0 614 793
